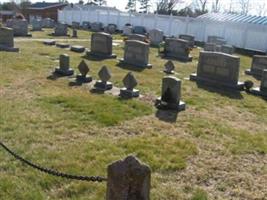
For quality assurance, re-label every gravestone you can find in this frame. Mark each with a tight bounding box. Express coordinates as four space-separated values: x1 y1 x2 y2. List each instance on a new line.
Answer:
250 69 267 97
82 21 91 29
119 40 152 68
221 45 234 55
204 43 216 51
190 51 244 90
87 32 116 58
164 38 192 61
54 54 74 76
94 66 113 90
207 36 227 45
42 18 55 28
164 60 175 74
43 39 56 45
120 72 139 98
133 26 146 35
56 43 70 48
0 27 19 52
179 34 195 48
106 156 151 200
91 22 103 32
31 19 42 31
123 25 133 36
128 34 147 42
70 45 85 53
72 28 77 38
245 55 267 77
6 19 30 37
104 24 117 34
149 29 164 46
76 60 92 83
72 21 80 29
155 76 186 111
54 23 68 36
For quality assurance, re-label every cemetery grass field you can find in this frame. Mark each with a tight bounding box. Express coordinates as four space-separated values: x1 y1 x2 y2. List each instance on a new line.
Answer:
0 29 267 200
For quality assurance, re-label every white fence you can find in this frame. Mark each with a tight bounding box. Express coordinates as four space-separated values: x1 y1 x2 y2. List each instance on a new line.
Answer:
58 10 267 53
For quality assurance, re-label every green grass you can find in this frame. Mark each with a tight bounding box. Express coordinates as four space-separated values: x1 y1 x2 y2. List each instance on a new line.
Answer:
0 29 267 199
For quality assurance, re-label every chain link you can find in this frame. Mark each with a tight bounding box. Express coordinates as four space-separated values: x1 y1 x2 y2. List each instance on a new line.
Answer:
0 141 107 182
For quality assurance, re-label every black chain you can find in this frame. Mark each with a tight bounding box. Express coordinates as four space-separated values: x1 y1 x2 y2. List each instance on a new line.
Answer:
0 141 107 182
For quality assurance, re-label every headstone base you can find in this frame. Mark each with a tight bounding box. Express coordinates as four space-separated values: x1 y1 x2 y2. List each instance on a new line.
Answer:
163 53 193 62
250 87 267 97
0 45 19 52
71 45 85 53
86 50 117 59
190 73 245 90
76 74 92 83
54 67 74 76
94 81 113 91
43 40 56 45
119 58 152 68
56 43 70 48
245 69 262 77
155 98 186 112
120 88 140 98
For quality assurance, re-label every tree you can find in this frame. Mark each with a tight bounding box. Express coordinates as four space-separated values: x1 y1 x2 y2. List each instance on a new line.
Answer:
238 0 250 15
125 0 137 13
93 0 107 6
139 0 151 13
212 0 220 13
156 0 183 15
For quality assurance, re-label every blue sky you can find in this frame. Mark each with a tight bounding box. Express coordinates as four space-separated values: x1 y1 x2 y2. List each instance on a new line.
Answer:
1 0 266 16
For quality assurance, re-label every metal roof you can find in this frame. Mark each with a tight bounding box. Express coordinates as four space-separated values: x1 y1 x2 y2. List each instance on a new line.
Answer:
28 2 67 10
198 13 267 25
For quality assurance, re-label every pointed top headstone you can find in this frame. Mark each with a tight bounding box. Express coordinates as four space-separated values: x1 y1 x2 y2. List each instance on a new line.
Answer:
98 66 111 82
123 72 138 90
164 60 175 74
78 60 89 76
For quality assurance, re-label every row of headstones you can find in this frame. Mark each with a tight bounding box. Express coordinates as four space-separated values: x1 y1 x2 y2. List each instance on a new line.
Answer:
204 36 235 55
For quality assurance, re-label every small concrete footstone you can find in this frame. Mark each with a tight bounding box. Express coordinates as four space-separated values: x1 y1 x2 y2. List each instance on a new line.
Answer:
71 45 85 53
43 40 56 45
56 43 70 48
250 69 267 97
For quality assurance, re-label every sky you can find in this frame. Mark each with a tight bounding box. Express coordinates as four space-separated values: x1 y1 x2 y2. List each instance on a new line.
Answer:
0 0 267 16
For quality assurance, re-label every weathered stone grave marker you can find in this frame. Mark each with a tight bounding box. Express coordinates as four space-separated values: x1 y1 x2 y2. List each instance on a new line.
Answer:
179 34 195 48
72 28 77 38
91 22 103 32
76 60 92 83
221 45 234 55
128 34 147 42
54 23 68 36
87 32 117 58
250 69 267 97
133 26 147 35
94 66 113 90
207 35 227 45
245 55 267 77
164 60 175 74
149 29 164 46
43 40 56 45
155 76 186 111
120 72 140 98
106 155 151 200
54 54 74 76
6 19 30 37
82 21 90 29
72 21 80 29
70 45 85 53
31 19 42 31
123 25 133 36
190 51 244 90
42 18 55 28
0 27 19 52
120 40 152 68
163 38 192 61
104 24 117 34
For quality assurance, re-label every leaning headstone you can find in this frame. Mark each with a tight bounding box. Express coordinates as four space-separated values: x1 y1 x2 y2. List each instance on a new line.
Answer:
0 27 19 52
155 76 186 111
128 34 146 42
72 21 80 29
190 51 244 90
133 26 146 35
120 72 139 98
56 43 70 48
70 45 85 53
87 32 116 58
163 60 175 74
245 55 267 77
91 22 103 32
149 29 164 46
54 54 74 76
94 66 113 90
123 25 133 36
31 19 42 31
6 19 30 37
54 23 68 36
119 40 152 68
72 28 77 38
42 18 55 28
179 34 195 48
106 155 151 200
221 45 234 55
164 38 192 61
43 39 56 45
76 60 92 83
104 24 117 34
250 70 267 97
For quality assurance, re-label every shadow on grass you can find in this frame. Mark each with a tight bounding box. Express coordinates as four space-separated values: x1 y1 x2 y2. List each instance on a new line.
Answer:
68 80 83 87
155 109 178 123
46 72 65 81
81 54 108 61
196 83 244 99
116 62 147 72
